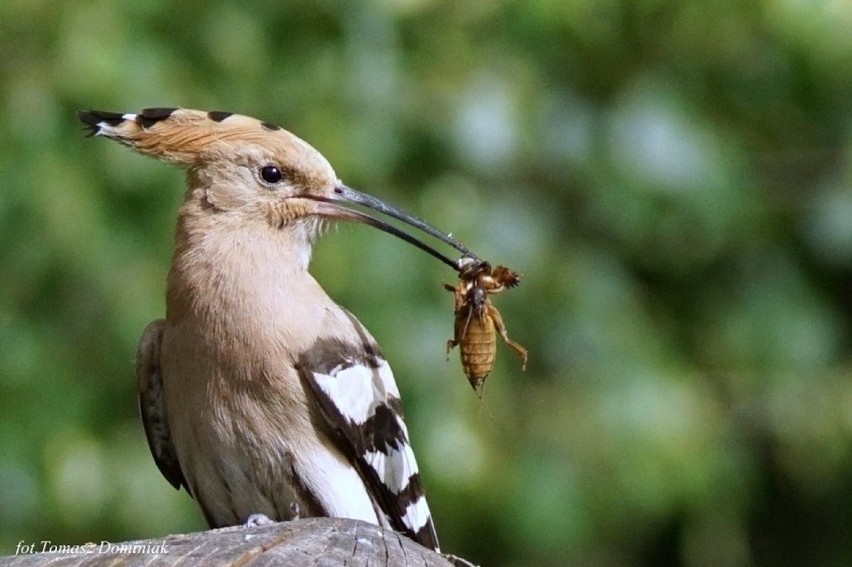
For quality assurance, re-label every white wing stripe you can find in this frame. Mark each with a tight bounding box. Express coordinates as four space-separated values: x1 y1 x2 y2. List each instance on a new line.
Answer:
404 496 434 535
364 445 417 494
311 360 400 426
375 359 400 399
311 366 372 425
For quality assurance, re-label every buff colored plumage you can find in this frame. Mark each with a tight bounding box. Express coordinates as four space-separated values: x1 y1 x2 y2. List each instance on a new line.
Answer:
78 108 475 551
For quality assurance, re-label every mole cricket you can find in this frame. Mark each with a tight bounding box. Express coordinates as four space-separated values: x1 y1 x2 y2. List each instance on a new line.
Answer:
444 258 528 396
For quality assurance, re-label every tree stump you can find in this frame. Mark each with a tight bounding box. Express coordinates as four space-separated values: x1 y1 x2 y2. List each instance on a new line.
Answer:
0 517 461 567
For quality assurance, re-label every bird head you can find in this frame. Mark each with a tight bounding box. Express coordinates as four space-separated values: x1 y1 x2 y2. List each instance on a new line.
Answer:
78 107 475 269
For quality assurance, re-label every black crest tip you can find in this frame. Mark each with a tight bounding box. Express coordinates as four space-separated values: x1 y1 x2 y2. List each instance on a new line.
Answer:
77 109 125 136
208 110 233 122
138 107 178 128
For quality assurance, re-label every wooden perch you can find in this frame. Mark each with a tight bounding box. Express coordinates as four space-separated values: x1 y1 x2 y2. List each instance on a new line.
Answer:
0 517 464 567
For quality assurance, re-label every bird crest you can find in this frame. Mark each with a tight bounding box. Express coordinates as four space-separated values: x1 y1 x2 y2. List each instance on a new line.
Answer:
78 108 336 191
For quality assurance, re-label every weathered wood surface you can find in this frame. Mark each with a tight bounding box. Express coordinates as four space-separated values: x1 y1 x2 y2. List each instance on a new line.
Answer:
0 517 458 567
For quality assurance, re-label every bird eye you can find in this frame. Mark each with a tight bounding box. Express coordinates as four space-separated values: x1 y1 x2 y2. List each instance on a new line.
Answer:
260 165 283 184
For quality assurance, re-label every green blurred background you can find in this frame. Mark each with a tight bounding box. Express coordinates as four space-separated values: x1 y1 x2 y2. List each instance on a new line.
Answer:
2 1 852 565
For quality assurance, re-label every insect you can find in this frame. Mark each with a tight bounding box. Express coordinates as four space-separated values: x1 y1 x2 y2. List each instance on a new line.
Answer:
444 258 528 395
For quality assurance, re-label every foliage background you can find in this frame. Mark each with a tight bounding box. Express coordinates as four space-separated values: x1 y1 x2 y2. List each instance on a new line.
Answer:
2 1 852 565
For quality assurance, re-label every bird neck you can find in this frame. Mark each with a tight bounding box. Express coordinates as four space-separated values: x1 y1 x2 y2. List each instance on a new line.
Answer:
165 196 325 326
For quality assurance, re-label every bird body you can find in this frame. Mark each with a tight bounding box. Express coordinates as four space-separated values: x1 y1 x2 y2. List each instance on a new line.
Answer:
81 108 457 550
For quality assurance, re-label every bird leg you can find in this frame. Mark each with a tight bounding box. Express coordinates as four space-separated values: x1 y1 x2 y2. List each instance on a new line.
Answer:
244 513 276 528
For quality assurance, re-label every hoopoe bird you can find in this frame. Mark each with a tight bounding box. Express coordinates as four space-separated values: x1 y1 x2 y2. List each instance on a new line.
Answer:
78 107 473 551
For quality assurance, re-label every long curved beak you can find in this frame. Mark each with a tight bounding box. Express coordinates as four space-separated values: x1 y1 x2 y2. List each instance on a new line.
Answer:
304 183 480 271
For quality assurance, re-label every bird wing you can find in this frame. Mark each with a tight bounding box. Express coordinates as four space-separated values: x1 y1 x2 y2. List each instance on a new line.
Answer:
136 319 189 492
297 334 440 551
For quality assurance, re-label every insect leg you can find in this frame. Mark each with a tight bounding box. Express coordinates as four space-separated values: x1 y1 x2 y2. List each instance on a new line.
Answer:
446 339 458 359
447 304 473 359
488 305 528 371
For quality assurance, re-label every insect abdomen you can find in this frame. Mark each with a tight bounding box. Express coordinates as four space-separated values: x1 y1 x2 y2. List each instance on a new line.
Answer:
460 316 496 384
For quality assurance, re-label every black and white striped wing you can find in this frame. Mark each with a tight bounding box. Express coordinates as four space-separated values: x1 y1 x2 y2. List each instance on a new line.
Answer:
298 338 440 551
